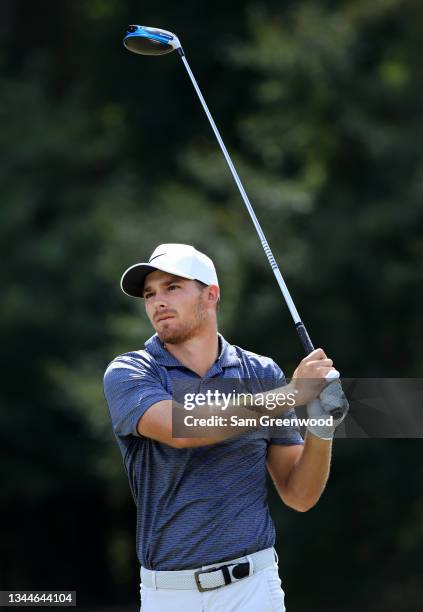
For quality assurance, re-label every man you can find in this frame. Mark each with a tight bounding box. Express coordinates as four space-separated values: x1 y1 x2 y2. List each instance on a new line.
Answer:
104 243 346 612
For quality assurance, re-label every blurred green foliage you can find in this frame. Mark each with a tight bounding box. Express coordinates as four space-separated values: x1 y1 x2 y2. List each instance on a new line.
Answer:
1 0 422 609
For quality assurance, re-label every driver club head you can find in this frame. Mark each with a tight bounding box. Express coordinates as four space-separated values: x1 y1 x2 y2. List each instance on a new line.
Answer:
123 25 182 56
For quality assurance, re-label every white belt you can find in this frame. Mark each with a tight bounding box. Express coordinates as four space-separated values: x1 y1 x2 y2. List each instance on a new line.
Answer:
141 547 277 592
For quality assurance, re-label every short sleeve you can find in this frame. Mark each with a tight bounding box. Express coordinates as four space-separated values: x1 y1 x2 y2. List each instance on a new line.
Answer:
269 360 304 446
103 352 172 438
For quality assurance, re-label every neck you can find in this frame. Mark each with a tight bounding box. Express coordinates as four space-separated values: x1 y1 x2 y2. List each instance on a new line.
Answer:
163 325 219 378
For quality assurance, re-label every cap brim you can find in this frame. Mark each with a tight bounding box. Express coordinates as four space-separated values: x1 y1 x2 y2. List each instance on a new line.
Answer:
120 262 196 298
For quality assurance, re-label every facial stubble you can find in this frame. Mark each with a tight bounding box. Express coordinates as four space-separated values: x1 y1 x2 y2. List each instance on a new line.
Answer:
156 294 208 345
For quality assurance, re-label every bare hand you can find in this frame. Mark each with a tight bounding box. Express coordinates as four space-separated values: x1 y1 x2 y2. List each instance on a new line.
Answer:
291 349 336 406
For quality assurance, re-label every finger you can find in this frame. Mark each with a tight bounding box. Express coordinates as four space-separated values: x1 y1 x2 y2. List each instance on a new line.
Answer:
303 348 327 362
307 358 333 368
316 367 340 381
316 366 336 379
325 369 340 381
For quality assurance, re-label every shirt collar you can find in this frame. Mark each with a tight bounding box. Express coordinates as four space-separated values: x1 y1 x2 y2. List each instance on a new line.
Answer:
144 332 240 369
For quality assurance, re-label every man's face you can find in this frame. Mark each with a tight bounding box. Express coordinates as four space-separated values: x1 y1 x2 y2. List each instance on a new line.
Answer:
143 270 215 344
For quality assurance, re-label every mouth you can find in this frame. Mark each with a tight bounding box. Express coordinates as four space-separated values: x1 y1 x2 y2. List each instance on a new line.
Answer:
155 315 175 324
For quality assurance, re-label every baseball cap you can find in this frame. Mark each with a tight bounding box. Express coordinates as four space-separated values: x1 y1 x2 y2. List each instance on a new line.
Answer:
120 243 219 298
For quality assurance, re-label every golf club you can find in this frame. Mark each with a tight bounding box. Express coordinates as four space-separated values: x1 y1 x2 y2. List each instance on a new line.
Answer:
123 25 344 416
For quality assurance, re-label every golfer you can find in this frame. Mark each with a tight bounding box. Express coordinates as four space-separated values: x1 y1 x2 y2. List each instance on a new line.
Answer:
104 243 346 612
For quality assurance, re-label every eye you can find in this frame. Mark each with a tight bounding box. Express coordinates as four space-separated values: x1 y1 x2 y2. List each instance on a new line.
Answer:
168 284 180 291
144 292 154 300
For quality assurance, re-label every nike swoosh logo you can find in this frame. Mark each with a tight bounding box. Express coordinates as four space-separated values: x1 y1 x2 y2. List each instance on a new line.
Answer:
149 252 167 263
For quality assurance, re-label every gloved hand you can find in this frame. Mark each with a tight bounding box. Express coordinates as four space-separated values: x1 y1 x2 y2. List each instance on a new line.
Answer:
307 379 349 440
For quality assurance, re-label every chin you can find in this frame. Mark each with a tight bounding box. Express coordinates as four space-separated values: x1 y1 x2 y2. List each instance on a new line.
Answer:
158 332 182 344
158 324 193 345
156 323 179 343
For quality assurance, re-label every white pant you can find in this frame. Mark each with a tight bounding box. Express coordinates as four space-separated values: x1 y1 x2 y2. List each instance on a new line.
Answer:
140 565 285 611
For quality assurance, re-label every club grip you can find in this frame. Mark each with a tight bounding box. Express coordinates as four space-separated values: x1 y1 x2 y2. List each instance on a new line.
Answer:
295 321 314 355
296 323 345 419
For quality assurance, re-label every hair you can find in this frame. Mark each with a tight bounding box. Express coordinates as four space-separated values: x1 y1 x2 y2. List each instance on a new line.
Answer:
194 280 208 290
194 280 219 311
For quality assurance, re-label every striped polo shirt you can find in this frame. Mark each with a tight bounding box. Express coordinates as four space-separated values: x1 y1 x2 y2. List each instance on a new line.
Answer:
103 333 303 570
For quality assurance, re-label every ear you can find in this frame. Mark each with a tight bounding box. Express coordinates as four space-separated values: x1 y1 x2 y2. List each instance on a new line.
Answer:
207 285 220 304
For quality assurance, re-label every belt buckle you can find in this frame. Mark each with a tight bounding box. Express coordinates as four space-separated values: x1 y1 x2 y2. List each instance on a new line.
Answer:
194 565 226 592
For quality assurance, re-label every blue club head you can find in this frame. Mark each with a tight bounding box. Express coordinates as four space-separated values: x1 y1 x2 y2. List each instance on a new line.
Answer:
123 25 181 56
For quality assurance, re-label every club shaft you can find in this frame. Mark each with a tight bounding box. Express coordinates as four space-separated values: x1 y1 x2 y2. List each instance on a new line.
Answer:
179 51 314 354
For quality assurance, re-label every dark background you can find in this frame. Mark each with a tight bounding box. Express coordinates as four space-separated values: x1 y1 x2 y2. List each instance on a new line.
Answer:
1 1 422 610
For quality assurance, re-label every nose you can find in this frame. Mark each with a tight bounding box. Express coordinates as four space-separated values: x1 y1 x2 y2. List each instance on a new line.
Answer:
146 291 169 313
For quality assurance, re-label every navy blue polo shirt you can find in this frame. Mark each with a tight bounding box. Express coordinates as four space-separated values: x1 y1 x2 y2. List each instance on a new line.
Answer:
103 333 303 571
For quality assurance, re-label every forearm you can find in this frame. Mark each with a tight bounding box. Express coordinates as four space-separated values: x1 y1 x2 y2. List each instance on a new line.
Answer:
172 386 296 447
282 431 332 512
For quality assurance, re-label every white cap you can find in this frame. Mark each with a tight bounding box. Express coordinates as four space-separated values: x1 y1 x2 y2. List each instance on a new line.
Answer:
120 243 219 298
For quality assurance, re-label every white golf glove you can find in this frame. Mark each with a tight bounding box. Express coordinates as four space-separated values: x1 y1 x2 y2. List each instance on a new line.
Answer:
307 379 349 440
